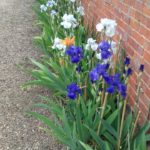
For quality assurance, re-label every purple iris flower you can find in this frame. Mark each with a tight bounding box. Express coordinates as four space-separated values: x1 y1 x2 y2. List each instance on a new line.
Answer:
89 68 99 83
101 50 112 59
99 41 111 51
112 73 121 87
124 57 130 66
118 84 127 99
98 41 112 60
96 63 109 75
139 64 144 72
126 68 132 76
89 63 110 83
103 73 113 85
107 85 115 94
67 83 81 100
103 73 127 98
76 65 82 73
89 63 127 98
66 46 83 64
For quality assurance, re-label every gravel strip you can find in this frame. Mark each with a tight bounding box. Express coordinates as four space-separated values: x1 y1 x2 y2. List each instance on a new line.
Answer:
0 0 64 149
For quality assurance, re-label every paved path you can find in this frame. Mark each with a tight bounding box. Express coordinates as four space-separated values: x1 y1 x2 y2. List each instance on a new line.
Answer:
0 0 63 149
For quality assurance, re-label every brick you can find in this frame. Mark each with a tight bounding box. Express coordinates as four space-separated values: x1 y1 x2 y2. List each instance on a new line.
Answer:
128 36 140 52
129 76 137 91
144 41 150 52
141 72 150 87
143 5 150 17
131 29 145 46
128 92 136 107
139 93 149 116
143 51 150 64
134 10 144 22
129 18 141 31
104 0 112 4
120 2 129 14
133 0 144 12
139 25 150 39
140 15 150 29
143 61 150 75
143 82 150 98
125 44 134 57
129 8 136 18
124 0 134 6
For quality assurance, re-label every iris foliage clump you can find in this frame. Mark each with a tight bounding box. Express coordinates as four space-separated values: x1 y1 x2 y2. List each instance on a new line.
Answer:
25 0 150 149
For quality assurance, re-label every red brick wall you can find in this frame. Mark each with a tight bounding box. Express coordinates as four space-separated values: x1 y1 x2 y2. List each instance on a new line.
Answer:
82 0 150 122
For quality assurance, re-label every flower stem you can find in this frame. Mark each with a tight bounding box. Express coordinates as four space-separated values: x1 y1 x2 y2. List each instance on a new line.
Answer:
135 73 142 104
117 99 127 150
131 110 141 139
101 79 105 105
97 93 108 135
84 78 87 99
133 72 142 126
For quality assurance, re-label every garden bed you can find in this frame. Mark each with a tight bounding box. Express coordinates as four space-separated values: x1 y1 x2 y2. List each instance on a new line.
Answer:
25 0 150 149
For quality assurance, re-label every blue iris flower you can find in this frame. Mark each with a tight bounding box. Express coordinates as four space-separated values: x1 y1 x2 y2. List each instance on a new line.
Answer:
126 68 132 76
89 63 110 83
107 85 115 94
76 65 82 73
98 41 112 60
89 63 127 99
103 73 113 85
99 41 111 51
118 84 127 99
89 68 99 83
124 57 130 66
139 64 144 72
103 73 127 99
96 63 109 75
67 83 81 100
66 46 83 64
101 50 112 59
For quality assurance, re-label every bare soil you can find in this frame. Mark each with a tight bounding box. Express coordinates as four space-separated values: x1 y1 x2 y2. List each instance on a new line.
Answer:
0 0 64 149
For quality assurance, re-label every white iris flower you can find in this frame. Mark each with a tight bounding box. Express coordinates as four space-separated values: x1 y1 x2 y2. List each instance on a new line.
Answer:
51 10 57 16
70 0 76 2
61 14 78 29
96 18 117 37
52 38 66 50
46 0 57 7
77 6 85 16
85 38 98 51
40 4 47 12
